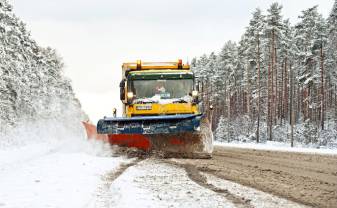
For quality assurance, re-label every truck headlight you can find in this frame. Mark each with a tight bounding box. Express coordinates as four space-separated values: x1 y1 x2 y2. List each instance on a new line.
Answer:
127 92 134 99
192 90 198 97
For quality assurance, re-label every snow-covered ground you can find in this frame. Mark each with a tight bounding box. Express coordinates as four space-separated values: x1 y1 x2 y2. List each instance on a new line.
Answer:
0 122 320 208
0 122 132 208
0 149 129 208
0 139 132 208
215 141 337 155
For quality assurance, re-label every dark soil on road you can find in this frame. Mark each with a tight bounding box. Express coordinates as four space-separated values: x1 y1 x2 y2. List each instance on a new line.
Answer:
174 146 337 208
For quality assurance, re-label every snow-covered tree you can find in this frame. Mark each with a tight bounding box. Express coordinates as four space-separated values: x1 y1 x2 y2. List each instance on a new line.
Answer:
326 0 337 85
191 2 337 147
0 0 86 135
215 116 226 141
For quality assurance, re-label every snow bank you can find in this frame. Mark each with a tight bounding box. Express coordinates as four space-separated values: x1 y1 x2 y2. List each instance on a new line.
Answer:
215 141 337 155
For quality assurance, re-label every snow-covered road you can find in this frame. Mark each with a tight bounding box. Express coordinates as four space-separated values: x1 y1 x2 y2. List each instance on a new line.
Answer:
92 158 307 208
0 137 309 208
95 159 235 208
0 140 132 208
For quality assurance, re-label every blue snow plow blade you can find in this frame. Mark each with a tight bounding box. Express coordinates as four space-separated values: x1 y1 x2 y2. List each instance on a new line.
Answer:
97 114 203 135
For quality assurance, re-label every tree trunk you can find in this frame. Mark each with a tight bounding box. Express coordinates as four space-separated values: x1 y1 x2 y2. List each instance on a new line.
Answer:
280 60 284 122
284 57 288 122
335 85 337 126
290 63 294 147
256 33 261 143
274 45 278 125
268 44 272 141
320 43 325 130
269 29 275 141
227 95 231 142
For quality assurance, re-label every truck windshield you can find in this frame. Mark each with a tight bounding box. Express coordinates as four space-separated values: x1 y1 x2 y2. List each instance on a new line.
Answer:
130 79 193 103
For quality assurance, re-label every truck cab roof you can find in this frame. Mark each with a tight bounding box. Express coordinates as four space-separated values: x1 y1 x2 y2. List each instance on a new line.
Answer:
127 70 194 80
122 60 191 78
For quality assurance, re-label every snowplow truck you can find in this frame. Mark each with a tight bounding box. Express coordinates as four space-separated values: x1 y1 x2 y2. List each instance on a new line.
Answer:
86 60 213 158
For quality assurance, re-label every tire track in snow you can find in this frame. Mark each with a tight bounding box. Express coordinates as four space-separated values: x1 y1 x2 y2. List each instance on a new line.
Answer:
165 160 253 208
89 158 143 208
201 172 308 208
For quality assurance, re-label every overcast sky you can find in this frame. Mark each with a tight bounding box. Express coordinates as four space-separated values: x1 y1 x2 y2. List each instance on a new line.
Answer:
10 0 334 122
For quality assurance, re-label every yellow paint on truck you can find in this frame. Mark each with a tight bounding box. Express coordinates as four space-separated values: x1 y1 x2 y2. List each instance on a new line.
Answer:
126 103 198 117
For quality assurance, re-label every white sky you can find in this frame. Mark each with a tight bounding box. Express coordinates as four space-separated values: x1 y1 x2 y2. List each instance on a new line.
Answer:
10 0 334 123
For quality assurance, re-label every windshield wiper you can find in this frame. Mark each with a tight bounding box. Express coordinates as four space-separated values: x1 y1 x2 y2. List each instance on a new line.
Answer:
134 99 158 104
173 98 188 103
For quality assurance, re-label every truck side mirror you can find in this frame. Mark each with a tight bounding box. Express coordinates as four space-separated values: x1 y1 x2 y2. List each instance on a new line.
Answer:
113 108 117 117
119 80 125 101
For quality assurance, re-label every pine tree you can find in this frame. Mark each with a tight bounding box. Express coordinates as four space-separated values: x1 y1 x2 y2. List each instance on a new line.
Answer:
327 1 337 80
266 2 284 140
294 6 328 132
0 0 87 135
244 8 266 142
327 0 337 127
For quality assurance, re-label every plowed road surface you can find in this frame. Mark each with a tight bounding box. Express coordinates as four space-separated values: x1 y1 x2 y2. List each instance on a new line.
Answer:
1 142 336 208
89 146 337 208
172 146 337 208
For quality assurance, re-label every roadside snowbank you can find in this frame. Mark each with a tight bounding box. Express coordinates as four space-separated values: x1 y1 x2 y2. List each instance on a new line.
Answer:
215 141 337 155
